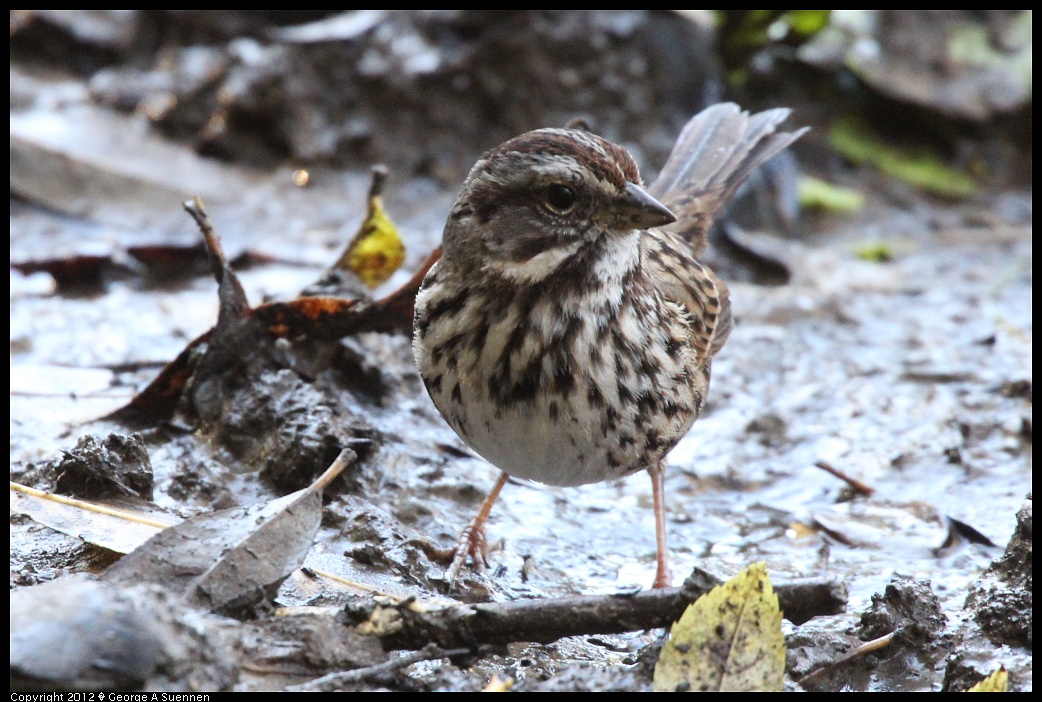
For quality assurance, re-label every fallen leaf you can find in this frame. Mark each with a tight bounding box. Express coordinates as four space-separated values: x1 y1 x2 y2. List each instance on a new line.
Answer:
967 666 1007 692
102 449 353 616
653 562 785 692
798 175 864 213
336 165 405 288
483 674 515 692
9 482 177 554
829 118 977 198
106 197 438 428
854 242 894 263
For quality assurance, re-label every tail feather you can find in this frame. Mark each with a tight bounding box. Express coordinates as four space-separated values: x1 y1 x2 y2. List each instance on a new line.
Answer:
648 103 807 257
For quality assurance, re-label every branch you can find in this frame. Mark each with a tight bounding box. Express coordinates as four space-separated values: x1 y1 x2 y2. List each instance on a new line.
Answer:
347 574 846 651
287 643 472 692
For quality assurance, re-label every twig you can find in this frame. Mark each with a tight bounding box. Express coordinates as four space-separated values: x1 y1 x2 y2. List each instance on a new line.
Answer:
182 196 249 323
762 576 849 626
308 448 356 493
796 632 893 685
287 643 472 692
367 164 388 200
10 481 177 529
814 460 875 496
182 197 226 283
347 574 846 651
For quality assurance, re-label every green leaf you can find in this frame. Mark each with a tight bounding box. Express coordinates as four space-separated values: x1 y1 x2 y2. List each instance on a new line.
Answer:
798 176 864 213
785 10 831 37
653 562 785 692
829 118 977 198
853 242 894 263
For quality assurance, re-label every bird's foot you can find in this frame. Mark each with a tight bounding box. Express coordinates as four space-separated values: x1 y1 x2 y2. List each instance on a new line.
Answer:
445 520 490 588
651 560 673 589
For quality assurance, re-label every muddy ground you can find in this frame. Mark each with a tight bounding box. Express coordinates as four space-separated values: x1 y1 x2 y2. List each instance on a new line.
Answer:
10 11 1032 692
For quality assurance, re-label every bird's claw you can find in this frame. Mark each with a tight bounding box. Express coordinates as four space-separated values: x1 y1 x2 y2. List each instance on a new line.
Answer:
445 521 489 588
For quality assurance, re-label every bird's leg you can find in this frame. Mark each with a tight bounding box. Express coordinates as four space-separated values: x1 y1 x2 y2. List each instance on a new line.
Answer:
649 461 673 589
446 471 509 587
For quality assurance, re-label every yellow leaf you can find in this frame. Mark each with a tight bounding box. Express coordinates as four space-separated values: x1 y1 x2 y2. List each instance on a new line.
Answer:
336 166 405 288
967 666 1008 692
653 562 785 692
483 675 515 692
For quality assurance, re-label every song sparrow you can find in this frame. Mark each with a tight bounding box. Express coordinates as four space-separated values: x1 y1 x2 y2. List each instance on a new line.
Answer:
413 103 805 588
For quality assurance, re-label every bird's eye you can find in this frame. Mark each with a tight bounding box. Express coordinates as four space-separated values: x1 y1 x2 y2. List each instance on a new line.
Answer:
544 184 576 213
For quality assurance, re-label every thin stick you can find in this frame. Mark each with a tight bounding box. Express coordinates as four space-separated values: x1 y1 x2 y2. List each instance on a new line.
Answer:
10 481 177 529
181 196 249 321
287 644 472 692
308 448 355 493
182 196 226 282
814 460 875 496
796 632 893 685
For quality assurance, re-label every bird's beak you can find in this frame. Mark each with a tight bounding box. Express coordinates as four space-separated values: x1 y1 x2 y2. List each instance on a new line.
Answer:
614 182 677 230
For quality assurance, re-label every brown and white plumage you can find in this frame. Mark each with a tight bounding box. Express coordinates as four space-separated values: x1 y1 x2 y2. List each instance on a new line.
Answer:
646 104 807 361
413 103 805 587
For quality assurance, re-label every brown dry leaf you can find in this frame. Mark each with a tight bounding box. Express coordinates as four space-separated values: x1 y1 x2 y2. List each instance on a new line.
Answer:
653 561 785 692
102 449 352 615
967 667 1008 692
9 482 178 554
107 199 438 428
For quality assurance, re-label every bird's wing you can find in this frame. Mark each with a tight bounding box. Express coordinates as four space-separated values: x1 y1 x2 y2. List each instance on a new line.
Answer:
641 228 731 368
